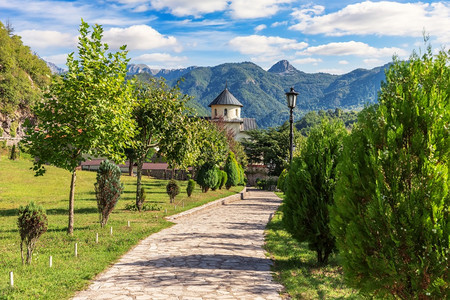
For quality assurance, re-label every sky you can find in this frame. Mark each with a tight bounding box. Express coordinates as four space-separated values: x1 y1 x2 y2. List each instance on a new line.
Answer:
1 0 449 74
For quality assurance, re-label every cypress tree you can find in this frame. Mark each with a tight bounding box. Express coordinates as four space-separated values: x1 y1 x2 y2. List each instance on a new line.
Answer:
224 151 239 189
330 47 449 298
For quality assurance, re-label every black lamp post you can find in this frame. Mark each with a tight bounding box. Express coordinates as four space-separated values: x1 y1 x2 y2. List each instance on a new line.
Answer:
286 87 298 163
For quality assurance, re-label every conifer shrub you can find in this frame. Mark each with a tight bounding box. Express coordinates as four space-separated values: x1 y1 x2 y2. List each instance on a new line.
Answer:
9 144 17 160
219 170 227 189
213 167 222 191
17 202 48 264
186 179 195 197
166 179 180 203
277 168 288 193
282 119 347 264
196 162 218 193
224 151 239 189
330 47 449 298
94 160 123 227
238 164 245 185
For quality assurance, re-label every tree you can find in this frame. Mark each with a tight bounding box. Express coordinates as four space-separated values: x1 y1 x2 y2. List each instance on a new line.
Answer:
95 160 124 227
17 202 48 264
166 180 180 203
130 78 192 210
23 20 135 234
224 151 240 189
196 162 219 193
283 119 347 264
330 47 449 298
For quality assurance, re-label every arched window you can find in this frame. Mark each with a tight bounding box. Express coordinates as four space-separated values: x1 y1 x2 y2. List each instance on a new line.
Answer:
224 108 228 116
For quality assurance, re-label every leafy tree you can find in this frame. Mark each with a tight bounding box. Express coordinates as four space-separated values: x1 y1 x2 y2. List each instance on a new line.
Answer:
94 160 124 227
295 109 358 136
194 118 229 167
224 151 240 189
196 162 219 193
330 47 449 298
186 179 195 197
283 119 347 264
23 20 135 234
17 202 48 264
166 180 180 203
130 78 192 210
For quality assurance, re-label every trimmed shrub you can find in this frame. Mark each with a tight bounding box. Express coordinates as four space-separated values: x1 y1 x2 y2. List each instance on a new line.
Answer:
277 168 288 193
219 170 227 189
125 202 161 211
224 151 239 189
94 160 123 227
283 119 347 264
17 202 48 264
213 168 222 191
238 164 245 185
166 179 180 203
330 48 450 298
186 179 195 197
196 163 219 193
10 144 17 160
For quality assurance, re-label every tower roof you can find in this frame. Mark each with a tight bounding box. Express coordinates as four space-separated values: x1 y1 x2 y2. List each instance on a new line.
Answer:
208 87 243 107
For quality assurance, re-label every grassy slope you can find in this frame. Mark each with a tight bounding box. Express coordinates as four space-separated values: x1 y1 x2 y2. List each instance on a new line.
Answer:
264 193 360 299
0 156 242 299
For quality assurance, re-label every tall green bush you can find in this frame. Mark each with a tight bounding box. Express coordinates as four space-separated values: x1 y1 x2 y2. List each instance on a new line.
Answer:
166 179 180 203
213 167 222 191
9 144 17 160
186 179 195 197
94 160 123 227
219 170 227 190
277 168 288 193
224 151 239 189
330 47 449 298
196 162 218 193
283 119 347 264
17 202 48 264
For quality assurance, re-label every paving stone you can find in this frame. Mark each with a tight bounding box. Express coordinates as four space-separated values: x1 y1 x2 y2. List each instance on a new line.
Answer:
73 190 283 300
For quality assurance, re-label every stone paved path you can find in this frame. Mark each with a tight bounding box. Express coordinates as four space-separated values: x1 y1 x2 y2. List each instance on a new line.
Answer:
73 189 283 300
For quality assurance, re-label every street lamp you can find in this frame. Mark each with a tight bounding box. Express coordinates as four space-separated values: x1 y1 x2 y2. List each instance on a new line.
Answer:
285 87 298 163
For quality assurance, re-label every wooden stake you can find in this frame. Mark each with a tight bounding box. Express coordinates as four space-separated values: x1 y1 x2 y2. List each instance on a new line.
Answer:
110 227 113 235
96 233 98 243
9 271 13 287
74 243 78 257
49 256 52 267
127 221 130 227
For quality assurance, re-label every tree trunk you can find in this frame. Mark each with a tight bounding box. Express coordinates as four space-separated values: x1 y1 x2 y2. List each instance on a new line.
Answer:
135 158 143 211
68 169 76 235
128 158 134 177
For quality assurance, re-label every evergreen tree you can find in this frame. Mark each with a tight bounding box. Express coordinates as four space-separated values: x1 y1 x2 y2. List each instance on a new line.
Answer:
196 162 219 193
330 47 449 298
283 119 347 264
224 151 240 189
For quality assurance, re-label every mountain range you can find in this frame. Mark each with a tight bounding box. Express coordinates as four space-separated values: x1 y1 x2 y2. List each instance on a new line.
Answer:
128 60 389 128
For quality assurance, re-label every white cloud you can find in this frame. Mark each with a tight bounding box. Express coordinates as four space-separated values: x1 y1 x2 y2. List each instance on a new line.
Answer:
292 57 322 65
230 0 295 19
43 53 69 65
363 58 384 66
338 60 349 65
103 25 180 51
290 1 450 45
229 35 308 56
17 30 76 49
271 21 288 27
298 41 407 57
132 53 187 64
150 0 228 17
255 24 267 32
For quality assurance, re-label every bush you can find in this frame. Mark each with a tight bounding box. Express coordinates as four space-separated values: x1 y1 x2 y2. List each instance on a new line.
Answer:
196 163 218 193
94 160 123 227
256 177 278 190
166 179 180 203
125 202 161 211
186 179 195 197
219 170 227 189
283 119 347 264
17 202 48 264
10 144 17 160
277 168 288 193
213 168 222 191
330 48 450 298
224 151 239 189
238 164 245 185
10 121 18 138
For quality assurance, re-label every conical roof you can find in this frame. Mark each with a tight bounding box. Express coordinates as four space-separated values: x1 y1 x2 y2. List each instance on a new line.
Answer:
208 87 243 107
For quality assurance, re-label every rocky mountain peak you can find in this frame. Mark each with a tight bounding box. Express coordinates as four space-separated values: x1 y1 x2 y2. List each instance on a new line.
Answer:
268 60 298 75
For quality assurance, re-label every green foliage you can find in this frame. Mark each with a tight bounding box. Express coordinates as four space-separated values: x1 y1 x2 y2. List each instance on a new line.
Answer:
125 202 161 211
196 162 219 193
186 179 195 197
255 177 277 190
23 20 135 234
283 119 347 265
224 151 240 189
0 126 3 136
166 179 180 203
193 118 229 167
238 164 245 185
277 168 288 193
10 121 18 138
0 22 51 114
95 160 124 227
17 201 48 264
219 170 227 190
295 109 358 136
330 47 450 298
213 167 222 191
9 144 17 160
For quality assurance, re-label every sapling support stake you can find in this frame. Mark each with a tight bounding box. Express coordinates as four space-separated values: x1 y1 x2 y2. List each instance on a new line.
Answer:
74 243 78 257
127 221 130 227
9 271 13 287
110 227 113 235
96 233 98 243
49 256 52 267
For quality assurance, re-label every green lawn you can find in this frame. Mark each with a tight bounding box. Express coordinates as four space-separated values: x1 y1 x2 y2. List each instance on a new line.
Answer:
264 193 360 299
0 155 242 299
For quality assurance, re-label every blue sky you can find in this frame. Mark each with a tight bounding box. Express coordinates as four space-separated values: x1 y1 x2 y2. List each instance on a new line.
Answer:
1 0 449 74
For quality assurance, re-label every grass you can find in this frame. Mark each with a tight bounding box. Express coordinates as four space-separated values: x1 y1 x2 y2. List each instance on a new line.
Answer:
0 155 242 299
264 193 360 299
